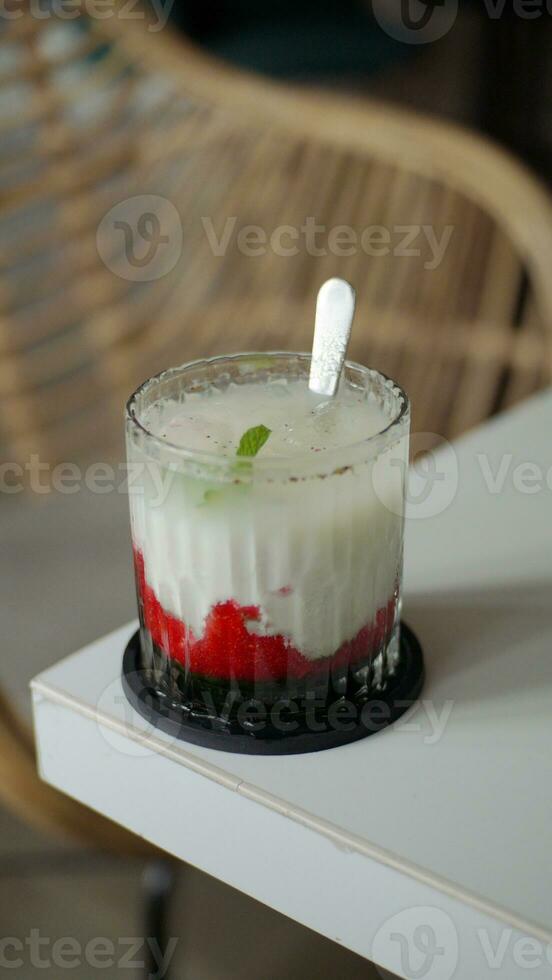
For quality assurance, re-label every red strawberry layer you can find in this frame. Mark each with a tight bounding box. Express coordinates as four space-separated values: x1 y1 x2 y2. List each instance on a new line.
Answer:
134 548 396 683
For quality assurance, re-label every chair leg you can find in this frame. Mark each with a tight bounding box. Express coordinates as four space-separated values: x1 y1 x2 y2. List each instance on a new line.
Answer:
142 859 176 980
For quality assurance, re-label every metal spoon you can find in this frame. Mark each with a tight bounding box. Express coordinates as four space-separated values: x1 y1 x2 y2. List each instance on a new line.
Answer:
308 278 356 397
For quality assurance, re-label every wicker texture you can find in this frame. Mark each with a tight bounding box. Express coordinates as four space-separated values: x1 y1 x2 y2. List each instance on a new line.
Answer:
2 7 552 471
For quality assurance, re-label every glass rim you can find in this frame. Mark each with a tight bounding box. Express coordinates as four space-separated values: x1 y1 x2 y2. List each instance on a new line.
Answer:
125 351 410 476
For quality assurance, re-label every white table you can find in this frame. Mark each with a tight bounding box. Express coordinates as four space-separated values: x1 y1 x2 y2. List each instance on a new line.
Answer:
32 390 552 980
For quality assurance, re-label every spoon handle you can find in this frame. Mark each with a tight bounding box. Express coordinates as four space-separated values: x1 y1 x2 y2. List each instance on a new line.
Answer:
308 278 356 397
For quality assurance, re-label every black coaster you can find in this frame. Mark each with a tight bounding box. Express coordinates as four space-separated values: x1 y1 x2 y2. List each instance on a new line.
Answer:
122 623 424 755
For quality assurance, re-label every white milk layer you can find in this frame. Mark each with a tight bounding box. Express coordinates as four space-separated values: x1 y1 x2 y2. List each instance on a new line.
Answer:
128 378 407 659
143 378 391 457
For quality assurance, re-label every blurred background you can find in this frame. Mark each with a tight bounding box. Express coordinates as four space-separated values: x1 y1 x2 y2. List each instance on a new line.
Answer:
1 1 552 976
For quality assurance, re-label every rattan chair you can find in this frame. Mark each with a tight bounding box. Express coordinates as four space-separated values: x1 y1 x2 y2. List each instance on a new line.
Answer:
2 2 552 849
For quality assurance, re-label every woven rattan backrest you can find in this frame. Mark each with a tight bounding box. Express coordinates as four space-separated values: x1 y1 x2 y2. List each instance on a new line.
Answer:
2 9 552 468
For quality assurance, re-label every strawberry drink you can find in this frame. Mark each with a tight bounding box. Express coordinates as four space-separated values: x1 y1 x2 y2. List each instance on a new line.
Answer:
125 350 410 748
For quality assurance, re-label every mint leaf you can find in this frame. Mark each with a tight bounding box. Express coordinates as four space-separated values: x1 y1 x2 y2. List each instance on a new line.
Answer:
203 489 221 504
201 424 271 506
236 424 271 457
